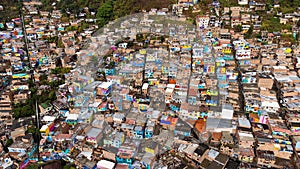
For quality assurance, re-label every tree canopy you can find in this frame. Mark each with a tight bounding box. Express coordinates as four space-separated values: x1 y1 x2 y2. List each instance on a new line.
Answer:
261 17 281 32
96 0 114 26
244 24 253 39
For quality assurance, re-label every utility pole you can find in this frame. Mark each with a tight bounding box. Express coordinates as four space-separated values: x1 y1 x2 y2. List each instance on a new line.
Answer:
35 100 41 162
19 0 30 65
142 48 146 94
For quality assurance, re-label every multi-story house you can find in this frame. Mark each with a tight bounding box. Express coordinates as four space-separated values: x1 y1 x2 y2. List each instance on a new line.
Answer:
196 16 210 29
220 131 235 156
133 125 144 139
85 127 103 145
0 90 13 121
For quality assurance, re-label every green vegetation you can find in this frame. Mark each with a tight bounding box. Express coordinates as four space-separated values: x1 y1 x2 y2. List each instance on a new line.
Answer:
281 23 292 31
233 25 243 32
102 61 115 69
96 0 114 27
13 88 57 119
113 0 176 18
26 163 39 169
5 138 13 147
279 0 300 14
0 0 21 21
136 33 150 43
61 16 69 22
40 73 65 89
27 126 41 143
38 0 175 27
46 36 58 43
261 17 281 32
63 165 76 169
160 36 166 43
196 0 212 14
265 0 273 11
79 22 89 32
65 25 79 32
57 38 64 48
219 0 238 7
261 19 291 34
13 102 35 119
281 33 296 43
51 67 71 75
13 68 70 119
27 126 40 134
96 70 107 82
182 7 199 24
244 24 253 39
96 0 176 26
39 0 52 11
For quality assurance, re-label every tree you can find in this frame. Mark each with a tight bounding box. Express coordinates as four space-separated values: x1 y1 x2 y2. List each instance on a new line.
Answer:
49 80 59 88
79 22 89 32
52 67 71 75
26 164 39 169
96 70 107 82
48 90 57 101
63 165 76 169
96 1 113 26
40 0 53 11
281 33 295 44
136 34 144 42
57 38 64 48
61 16 69 22
233 25 242 32
66 25 78 32
219 0 238 7
46 36 58 43
160 36 165 42
13 100 35 119
40 74 48 81
27 126 41 143
244 25 253 39
27 126 40 134
51 68 59 74
261 17 281 32
108 61 115 69
30 87 37 95
5 138 13 147
23 105 33 116
282 23 292 31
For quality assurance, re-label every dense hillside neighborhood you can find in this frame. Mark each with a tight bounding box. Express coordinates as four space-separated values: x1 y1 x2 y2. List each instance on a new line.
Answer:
1 0 300 169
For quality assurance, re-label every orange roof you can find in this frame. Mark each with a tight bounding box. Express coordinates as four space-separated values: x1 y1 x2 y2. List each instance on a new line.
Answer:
212 132 222 141
249 113 259 122
195 119 206 133
169 79 176 84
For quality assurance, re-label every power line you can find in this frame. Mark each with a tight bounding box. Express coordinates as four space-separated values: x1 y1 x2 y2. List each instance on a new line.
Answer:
19 0 40 164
